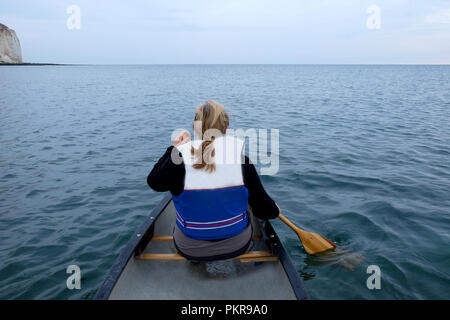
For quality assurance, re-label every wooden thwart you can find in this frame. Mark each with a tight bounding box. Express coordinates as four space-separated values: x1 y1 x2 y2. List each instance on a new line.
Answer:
239 256 279 263
151 236 174 242
151 235 263 242
136 250 277 263
136 253 186 261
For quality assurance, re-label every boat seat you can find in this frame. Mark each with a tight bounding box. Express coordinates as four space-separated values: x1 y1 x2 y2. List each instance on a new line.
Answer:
135 235 277 263
136 251 278 263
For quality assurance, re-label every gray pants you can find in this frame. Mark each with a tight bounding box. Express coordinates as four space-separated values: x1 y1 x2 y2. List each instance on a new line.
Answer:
173 219 253 260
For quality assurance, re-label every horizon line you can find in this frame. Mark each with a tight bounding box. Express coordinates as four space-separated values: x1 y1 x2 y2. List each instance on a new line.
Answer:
3 62 450 66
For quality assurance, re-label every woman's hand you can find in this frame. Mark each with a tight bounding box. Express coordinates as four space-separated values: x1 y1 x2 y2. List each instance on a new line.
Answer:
172 130 191 147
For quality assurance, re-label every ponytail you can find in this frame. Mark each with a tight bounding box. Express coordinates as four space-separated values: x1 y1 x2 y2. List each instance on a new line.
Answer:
190 100 229 173
191 137 216 173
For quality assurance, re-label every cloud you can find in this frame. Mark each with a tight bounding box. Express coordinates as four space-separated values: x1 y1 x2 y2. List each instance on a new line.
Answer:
426 8 450 24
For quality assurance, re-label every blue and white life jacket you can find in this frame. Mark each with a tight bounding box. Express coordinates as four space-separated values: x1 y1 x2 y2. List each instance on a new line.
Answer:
172 135 249 240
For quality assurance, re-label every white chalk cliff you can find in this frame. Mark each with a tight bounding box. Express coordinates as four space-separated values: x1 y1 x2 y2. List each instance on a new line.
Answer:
0 23 22 64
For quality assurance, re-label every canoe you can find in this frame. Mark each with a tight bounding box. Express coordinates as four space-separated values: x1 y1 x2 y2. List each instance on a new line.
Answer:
95 194 308 300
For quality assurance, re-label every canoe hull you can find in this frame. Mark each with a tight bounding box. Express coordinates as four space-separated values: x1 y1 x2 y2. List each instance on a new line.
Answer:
95 194 307 300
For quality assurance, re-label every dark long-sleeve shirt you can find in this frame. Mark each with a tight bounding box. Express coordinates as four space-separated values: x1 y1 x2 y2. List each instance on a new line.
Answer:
147 146 279 220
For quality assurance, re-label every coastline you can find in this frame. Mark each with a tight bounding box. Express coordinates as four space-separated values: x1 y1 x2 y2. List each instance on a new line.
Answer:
0 62 66 66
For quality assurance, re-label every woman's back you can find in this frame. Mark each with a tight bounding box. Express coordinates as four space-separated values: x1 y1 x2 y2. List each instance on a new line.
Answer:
173 135 249 241
147 100 280 261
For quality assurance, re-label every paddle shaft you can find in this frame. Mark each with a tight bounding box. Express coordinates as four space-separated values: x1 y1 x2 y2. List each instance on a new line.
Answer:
278 213 301 233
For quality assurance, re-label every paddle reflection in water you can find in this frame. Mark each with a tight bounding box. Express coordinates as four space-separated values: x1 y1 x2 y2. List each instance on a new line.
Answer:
303 247 365 272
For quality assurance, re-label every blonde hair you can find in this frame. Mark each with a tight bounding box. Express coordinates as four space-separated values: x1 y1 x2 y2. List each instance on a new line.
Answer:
191 100 229 173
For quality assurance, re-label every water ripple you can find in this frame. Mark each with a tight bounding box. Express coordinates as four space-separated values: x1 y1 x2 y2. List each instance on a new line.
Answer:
0 65 449 299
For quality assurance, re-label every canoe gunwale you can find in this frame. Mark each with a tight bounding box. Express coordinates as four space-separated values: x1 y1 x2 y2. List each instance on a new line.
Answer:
264 221 308 300
95 193 308 300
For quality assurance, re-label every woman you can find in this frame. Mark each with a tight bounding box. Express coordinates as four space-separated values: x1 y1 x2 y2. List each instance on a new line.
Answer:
147 100 279 261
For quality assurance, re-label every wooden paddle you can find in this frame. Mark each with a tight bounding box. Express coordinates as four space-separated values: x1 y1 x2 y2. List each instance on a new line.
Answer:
278 213 336 255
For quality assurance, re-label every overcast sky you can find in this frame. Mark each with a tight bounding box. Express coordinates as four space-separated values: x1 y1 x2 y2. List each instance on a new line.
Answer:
1 0 450 64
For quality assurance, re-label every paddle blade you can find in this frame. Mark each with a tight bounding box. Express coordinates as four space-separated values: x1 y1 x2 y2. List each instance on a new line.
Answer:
296 229 336 255
277 213 336 255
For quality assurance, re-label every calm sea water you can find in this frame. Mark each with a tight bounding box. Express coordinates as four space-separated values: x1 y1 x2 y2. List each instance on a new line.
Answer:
0 65 449 299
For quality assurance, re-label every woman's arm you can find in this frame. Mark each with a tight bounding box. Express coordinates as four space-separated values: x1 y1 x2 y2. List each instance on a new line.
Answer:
147 131 190 196
147 146 185 196
242 156 280 219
